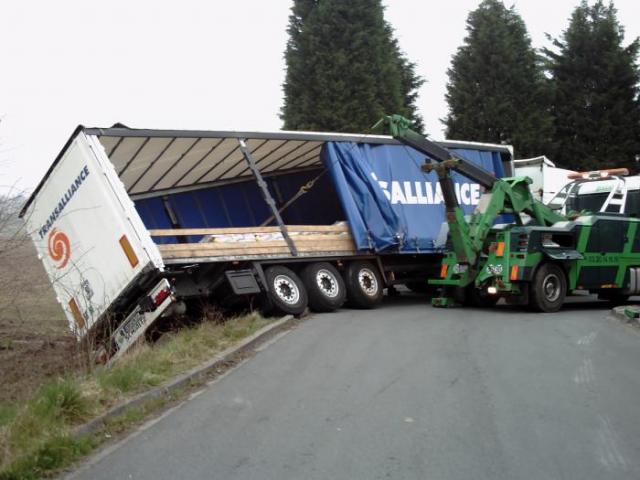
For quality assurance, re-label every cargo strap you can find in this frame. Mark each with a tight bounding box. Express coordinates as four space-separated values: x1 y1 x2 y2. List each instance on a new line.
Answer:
260 169 326 227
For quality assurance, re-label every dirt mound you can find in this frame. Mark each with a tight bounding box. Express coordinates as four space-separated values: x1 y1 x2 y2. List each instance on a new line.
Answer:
0 329 82 402
0 239 76 403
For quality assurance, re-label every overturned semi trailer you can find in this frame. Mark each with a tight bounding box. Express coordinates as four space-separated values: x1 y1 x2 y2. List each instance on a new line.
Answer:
21 125 512 358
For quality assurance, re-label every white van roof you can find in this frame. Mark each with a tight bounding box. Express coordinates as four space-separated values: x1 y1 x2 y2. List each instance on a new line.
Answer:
574 175 640 195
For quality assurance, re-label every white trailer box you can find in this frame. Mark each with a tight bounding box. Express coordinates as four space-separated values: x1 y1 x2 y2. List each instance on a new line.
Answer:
20 129 168 342
513 156 576 204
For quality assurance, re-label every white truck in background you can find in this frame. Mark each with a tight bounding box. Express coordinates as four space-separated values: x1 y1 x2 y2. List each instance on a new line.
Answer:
513 156 640 218
513 156 576 204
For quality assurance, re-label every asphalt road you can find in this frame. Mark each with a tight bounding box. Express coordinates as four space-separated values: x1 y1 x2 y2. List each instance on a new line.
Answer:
70 295 640 480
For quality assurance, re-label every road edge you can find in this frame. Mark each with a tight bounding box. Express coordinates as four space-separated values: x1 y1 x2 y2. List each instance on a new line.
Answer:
72 314 295 436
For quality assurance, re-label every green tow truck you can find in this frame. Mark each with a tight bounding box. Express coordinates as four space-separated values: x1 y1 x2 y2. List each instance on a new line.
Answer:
379 115 640 312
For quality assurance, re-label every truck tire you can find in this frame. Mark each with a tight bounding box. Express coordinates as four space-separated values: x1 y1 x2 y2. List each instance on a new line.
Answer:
264 266 308 316
344 261 384 309
530 263 566 312
301 262 346 312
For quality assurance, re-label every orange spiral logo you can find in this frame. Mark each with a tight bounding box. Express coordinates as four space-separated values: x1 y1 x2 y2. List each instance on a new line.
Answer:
48 228 71 269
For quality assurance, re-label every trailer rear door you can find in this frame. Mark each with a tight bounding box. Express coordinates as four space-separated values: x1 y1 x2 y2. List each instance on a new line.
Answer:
21 130 163 337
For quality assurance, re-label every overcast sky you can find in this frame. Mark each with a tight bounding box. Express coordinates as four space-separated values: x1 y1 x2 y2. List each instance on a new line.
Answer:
1 0 639 193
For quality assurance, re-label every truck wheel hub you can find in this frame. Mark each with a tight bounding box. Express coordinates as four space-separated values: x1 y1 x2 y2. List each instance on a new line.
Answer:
543 273 561 302
358 268 378 296
273 275 300 305
316 269 339 297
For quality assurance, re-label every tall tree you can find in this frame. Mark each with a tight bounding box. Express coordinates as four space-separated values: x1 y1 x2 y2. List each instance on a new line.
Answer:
280 0 424 133
444 0 553 158
544 1 640 171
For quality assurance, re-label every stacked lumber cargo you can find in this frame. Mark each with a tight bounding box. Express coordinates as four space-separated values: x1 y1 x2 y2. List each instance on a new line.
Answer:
150 223 357 261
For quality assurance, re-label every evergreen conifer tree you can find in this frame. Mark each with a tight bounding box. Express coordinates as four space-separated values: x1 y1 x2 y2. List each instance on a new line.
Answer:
280 0 424 133
444 0 552 157
544 0 640 171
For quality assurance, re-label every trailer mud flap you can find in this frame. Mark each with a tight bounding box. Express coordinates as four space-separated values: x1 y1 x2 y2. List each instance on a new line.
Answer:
225 269 261 295
108 278 174 364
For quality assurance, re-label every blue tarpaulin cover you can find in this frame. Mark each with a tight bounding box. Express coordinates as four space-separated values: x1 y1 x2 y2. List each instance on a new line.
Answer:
323 142 505 253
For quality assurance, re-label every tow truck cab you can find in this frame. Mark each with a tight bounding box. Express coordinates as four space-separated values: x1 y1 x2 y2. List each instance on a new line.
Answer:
480 169 640 307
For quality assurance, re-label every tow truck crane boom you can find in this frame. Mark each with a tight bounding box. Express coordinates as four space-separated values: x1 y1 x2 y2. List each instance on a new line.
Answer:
378 115 565 275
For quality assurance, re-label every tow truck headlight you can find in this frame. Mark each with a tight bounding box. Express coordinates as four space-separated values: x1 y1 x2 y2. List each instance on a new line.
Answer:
487 286 498 295
452 263 469 274
486 264 503 275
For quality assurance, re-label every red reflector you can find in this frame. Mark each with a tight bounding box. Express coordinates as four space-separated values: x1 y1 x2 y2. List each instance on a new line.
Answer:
510 265 519 281
440 263 448 278
153 287 171 306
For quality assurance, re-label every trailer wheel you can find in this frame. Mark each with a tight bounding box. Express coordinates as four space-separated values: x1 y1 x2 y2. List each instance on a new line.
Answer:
264 266 308 316
301 262 346 312
530 263 566 312
344 261 383 308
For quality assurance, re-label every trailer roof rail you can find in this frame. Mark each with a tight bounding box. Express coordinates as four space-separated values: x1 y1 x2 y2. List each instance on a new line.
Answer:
22 126 514 216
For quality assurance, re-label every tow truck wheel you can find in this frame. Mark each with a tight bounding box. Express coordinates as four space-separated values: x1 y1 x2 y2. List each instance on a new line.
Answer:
301 262 346 312
264 266 308 316
530 263 566 312
344 261 384 309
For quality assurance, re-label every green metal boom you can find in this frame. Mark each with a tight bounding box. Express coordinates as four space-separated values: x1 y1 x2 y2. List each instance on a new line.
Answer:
377 114 566 281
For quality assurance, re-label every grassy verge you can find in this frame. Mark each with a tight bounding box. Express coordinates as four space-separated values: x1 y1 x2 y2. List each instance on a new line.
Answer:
0 312 272 479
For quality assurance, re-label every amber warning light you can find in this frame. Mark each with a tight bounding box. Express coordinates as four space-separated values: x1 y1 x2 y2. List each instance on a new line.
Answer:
568 168 629 180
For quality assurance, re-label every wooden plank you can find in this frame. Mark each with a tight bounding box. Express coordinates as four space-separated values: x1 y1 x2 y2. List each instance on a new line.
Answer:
154 221 357 260
162 250 359 264
158 235 353 250
149 224 350 237
161 251 357 260
196 234 350 244
150 227 280 236
159 240 289 252
160 248 290 259
292 235 352 243
158 244 291 252
158 241 355 255
296 241 355 251
157 239 356 259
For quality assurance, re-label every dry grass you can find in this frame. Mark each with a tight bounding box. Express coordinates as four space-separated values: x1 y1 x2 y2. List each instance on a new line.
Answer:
0 239 68 335
0 312 272 479
0 240 76 405
0 203 274 478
